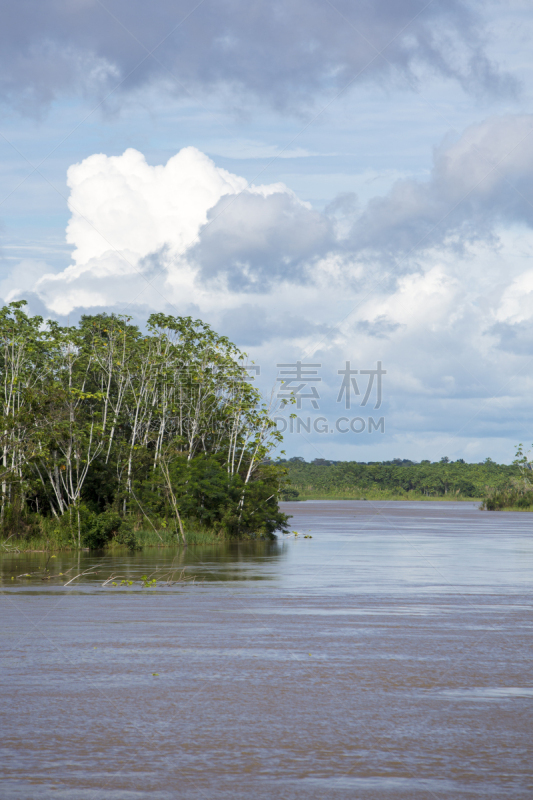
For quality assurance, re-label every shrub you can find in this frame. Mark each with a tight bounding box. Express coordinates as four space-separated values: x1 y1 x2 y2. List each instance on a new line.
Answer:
280 487 299 500
83 510 138 550
482 488 533 510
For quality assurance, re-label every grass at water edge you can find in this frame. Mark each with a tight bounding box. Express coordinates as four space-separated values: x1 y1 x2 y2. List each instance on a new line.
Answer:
0 525 273 553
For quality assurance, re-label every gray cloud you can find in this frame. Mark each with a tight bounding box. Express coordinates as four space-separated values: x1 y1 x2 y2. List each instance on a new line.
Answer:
189 190 335 291
189 115 533 290
490 320 533 355
349 114 533 260
0 0 514 112
218 303 331 346
185 115 533 290
355 315 402 338
325 192 359 218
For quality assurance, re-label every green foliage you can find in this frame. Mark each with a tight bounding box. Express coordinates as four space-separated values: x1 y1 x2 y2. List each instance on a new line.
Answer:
482 490 533 510
481 443 533 510
82 510 137 550
280 487 300 501
0 301 287 548
282 457 520 500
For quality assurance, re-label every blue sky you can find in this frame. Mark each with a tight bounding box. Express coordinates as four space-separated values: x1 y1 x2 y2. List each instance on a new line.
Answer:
1 0 533 463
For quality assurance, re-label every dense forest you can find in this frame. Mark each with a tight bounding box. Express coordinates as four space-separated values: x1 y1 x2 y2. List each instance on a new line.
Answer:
280 457 522 501
0 301 288 549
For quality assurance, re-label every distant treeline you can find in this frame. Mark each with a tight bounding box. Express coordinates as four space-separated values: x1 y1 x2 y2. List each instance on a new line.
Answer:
278 457 519 500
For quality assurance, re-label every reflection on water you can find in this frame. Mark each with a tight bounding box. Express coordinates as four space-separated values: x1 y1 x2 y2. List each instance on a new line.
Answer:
1 501 532 799
0 539 285 589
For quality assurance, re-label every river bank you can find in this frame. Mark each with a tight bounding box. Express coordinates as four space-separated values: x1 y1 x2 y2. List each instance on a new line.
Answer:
293 490 483 502
0 525 274 553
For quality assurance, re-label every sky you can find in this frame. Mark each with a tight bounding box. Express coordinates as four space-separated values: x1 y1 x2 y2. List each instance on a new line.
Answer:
1 0 533 463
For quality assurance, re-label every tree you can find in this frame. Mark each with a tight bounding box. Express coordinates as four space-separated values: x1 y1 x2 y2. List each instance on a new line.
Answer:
0 303 288 545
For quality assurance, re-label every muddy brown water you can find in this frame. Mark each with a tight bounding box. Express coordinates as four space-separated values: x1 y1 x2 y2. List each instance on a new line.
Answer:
1 500 532 799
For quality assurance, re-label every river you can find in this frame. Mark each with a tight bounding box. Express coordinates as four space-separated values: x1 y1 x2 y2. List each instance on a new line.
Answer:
1 500 532 799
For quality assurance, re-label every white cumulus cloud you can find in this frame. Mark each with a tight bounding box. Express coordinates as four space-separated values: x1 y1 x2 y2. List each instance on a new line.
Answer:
36 146 321 313
9 129 533 462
